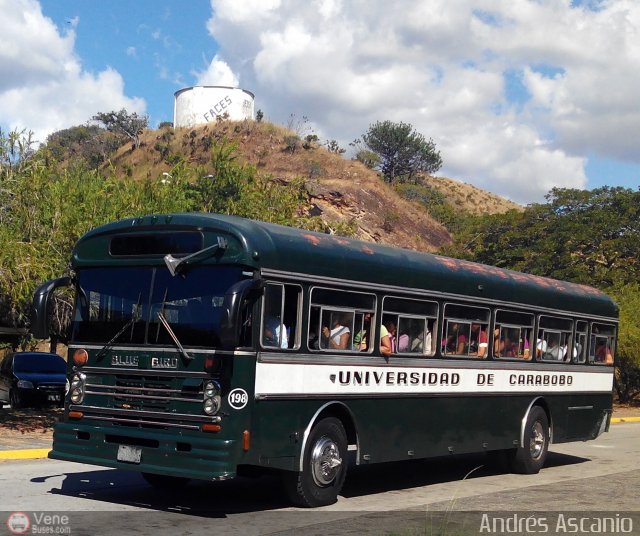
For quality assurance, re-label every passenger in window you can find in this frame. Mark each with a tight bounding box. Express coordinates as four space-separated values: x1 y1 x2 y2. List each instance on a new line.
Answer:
544 337 563 360
410 324 430 354
380 319 396 357
470 323 488 357
493 327 505 356
264 319 288 349
397 329 410 352
443 323 466 354
504 338 518 357
595 340 613 364
353 313 371 351
322 314 351 350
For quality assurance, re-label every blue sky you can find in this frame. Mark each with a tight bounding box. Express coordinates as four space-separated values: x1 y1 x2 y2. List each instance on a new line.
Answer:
39 1 214 126
1 0 639 204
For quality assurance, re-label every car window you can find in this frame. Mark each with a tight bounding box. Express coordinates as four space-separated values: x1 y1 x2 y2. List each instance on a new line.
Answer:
13 354 66 374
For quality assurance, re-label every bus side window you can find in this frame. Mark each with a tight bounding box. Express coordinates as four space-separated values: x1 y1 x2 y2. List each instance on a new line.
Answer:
574 320 588 363
381 296 438 357
441 303 490 358
590 323 615 364
494 310 534 360
537 316 572 362
261 283 301 350
309 287 376 354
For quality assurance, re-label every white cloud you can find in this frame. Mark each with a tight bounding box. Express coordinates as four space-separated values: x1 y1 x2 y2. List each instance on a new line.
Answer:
0 0 144 144
194 55 239 87
203 0 640 203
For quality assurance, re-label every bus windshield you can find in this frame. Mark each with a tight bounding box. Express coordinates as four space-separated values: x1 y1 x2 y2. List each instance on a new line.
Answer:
72 266 246 347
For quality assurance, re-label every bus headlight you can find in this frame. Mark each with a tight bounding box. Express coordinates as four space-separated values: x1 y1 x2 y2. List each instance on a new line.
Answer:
70 373 86 404
203 380 221 415
203 396 221 415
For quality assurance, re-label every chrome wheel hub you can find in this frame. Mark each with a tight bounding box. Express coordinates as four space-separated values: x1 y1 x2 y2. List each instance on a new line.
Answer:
529 421 545 460
311 436 342 486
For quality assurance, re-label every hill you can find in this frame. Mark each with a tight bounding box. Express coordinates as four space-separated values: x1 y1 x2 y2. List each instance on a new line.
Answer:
105 120 520 252
423 175 521 215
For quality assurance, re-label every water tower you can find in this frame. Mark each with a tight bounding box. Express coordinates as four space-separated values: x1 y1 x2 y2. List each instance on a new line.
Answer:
173 86 255 127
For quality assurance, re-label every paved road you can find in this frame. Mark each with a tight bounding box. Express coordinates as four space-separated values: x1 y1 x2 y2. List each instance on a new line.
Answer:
1 423 639 535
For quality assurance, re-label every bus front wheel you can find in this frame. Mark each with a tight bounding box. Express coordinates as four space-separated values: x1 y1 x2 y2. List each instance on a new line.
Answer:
509 406 549 474
283 417 348 507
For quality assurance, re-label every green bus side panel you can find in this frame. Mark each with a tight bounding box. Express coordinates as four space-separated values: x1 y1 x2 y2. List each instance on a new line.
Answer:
250 393 613 469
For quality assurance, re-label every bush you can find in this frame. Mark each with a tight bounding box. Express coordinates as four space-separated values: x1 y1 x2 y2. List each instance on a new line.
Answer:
354 149 379 169
283 135 301 154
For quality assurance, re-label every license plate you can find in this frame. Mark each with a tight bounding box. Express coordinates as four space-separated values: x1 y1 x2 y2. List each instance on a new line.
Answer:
117 445 142 464
47 394 60 401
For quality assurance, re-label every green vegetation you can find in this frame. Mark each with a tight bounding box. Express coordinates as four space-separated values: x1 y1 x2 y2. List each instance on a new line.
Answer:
0 126 352 332
443 187 640 401
92 108 149 149
45 125 120 168
359 120 442 183
395 182 475 234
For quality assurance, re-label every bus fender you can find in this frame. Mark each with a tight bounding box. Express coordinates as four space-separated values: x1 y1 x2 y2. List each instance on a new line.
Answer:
298 401 359 472
520 397 553 448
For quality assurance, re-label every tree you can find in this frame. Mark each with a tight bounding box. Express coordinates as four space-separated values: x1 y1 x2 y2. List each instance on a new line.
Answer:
444 187 640 287
443 186 640 401
45 125 120 167
609 284 640 402
92 109 148 149
361 121 442 183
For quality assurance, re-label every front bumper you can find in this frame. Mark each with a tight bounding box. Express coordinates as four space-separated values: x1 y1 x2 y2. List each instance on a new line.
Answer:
49 421 239 481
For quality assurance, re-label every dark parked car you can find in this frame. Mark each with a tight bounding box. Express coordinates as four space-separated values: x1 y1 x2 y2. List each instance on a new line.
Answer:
0 352 67 409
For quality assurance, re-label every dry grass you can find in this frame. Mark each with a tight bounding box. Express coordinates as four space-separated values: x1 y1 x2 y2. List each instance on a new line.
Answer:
424 175 523 215
101 120 518 252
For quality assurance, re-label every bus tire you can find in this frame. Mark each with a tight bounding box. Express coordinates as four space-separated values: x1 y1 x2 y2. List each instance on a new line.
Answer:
509 406 549 474
283 417 347 507
142 472 190 489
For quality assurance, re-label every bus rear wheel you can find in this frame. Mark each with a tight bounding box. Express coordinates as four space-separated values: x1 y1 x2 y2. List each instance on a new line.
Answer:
142 472 190 489
509 406 549 474
283 417 347 507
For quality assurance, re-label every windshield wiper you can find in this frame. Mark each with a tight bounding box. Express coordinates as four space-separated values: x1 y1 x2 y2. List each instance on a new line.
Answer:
157 311 193 361
96 298 142 360
164 236 228 277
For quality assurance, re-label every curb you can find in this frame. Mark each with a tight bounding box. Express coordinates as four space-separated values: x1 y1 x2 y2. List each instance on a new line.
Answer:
0 448 50 460
611 416 640 423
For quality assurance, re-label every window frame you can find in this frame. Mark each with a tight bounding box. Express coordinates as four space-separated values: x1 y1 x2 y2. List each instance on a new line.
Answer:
381 296 439 357
308 286 376 354
536 315 574 363
589 322 616 365
493 309 535 361
260 281 303 351
441 303 491 359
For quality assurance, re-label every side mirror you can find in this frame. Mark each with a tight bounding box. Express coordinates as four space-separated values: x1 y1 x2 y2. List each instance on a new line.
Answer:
31 276 72 340
219 278 264 349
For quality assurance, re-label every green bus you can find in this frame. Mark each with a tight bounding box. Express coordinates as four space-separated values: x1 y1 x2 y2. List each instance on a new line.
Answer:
31 213 617 507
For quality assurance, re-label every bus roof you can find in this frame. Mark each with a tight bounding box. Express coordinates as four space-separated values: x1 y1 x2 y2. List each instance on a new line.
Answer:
73 213 618 319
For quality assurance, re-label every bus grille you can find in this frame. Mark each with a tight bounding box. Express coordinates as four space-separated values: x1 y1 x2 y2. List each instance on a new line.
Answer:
80 371 215 430
114 376 173 412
